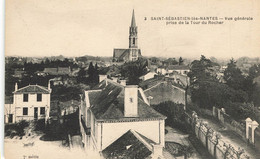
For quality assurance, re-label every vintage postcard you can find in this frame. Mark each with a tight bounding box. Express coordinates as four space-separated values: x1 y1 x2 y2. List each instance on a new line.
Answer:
4 0 260 159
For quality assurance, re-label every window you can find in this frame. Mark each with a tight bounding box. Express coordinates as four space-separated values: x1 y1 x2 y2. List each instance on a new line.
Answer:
130 98 133 103
37 94 42 102
23 94 28 102
23 107 28 115
133 38 135 45
40 107 45 115
132 51 137 57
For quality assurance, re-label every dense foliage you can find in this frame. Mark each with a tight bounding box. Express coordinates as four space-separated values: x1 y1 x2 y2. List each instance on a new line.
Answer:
188 55 259 121
152 101 190 133
120 59 148 85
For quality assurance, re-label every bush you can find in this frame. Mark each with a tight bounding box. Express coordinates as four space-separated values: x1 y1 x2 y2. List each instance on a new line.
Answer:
152 101 191 133
5 120 29 138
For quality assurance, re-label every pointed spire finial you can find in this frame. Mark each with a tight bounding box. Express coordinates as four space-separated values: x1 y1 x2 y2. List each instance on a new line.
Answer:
131 9 136 27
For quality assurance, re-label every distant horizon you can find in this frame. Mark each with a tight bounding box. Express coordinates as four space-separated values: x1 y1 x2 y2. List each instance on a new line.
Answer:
5 54 260 62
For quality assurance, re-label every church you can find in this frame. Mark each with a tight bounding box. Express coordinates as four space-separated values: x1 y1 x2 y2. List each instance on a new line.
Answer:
113 10 142 62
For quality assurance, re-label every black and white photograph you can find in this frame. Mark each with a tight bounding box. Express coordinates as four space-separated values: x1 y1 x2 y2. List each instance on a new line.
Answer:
3 0 260 159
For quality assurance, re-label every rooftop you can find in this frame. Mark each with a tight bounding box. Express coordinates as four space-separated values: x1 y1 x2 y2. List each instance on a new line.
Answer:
86 80 166 122
168 65 190 70
102 130 152 159
14 85 51 94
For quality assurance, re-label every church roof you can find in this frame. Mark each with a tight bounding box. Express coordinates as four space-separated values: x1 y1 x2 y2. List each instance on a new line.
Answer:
113 49 142 61
131 9 136 27
113 49 129 59
102 130 152 159
86 80 166 122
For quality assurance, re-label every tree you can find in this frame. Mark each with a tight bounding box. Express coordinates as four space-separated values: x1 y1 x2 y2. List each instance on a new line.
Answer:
87 62 99 84
248 64 260 78
248 64 260 106
120 59 148 85
179 57 184 65
93 63 99 84
223 59 245 90
76 68 87 84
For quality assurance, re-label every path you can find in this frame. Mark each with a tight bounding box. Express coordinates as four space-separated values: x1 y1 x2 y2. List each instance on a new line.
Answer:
5 121 88 159
200 116 260 159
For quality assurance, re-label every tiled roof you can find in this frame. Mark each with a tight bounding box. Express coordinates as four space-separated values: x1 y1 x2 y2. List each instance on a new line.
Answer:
43 68 58 73
168 65 189 70
113 49 128 58
102 130 152 159
113 49 141 61
87 80 166 121
139 76 165 90
139 77 186 105
43 67 71 75
14 85 50 94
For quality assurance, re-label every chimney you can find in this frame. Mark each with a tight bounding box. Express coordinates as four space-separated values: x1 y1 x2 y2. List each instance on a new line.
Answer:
151 144 163 159
124 85 138 117
15 83 18 91
112 77 118 83
48 80 51 90
120 80 126 86
99 75 107 83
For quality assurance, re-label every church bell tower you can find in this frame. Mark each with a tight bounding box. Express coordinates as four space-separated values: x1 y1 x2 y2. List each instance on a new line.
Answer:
129 10 138 48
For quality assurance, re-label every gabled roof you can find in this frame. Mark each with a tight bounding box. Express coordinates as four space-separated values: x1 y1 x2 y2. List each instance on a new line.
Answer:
14 85 51 94
139 77 186 105
43 67 71 75
113 49 142 61
168 65 190 70
86 80 166 121
102 130 152 159
113 49 128 59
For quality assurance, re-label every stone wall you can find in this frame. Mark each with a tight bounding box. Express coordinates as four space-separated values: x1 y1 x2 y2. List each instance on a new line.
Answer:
184 111 250 159
213 106 260 151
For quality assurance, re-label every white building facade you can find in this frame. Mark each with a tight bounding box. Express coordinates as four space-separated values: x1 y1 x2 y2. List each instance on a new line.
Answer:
79 78 166 158
5 83 51 123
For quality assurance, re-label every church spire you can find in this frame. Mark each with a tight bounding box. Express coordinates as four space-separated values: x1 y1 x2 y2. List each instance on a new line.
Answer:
129 9 138 48
131 9 136 27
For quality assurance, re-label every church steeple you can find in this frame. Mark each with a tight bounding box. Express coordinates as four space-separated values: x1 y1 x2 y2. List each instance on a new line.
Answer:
129 9 138 48
131 9 136 27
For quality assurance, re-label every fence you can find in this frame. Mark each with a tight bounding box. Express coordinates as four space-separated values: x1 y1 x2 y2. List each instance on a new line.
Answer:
184 111 250 159
212 107 260 151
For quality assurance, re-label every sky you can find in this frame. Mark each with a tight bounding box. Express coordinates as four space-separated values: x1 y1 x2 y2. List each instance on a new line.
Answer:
4 0 260 59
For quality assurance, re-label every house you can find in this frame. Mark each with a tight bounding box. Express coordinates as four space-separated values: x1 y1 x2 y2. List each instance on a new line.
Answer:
139 72 157 81
43 66 71 76
113 10 142 62
167 65 190 75
60 100 80 117
79 75 166 158
5 83 52 123
4 96 14 123
13 68 25 78
168 72 190 87
139 76 188 106
156 67 167 75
